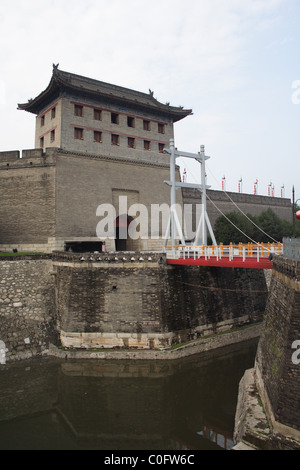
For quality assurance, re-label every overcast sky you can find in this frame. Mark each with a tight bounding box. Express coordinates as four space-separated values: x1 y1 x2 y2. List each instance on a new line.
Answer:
1 0 299 201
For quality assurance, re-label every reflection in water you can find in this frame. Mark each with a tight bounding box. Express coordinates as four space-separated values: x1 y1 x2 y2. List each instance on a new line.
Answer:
0 339 258 450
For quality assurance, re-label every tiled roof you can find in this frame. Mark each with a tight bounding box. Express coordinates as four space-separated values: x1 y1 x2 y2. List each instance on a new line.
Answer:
18 65 192 122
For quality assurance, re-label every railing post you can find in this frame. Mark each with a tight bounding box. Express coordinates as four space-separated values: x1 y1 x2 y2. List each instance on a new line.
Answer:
239 243 242 257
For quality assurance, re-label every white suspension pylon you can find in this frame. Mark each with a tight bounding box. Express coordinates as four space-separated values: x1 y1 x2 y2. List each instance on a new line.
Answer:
163 139 217 254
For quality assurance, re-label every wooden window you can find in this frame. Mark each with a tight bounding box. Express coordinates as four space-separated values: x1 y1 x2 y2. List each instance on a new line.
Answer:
94 109 102 121
74 127 84 140
51 107 56 119
144 140 151 151
111 134 119 145
40 136 44 148
143 120 150 131
50 129 55 142
111 113 119 124
41 115 45 126
94 131 102 143
128 137 135 148
74 104 83 117
158 123 165 134
127 116 135 128
159 143 165 153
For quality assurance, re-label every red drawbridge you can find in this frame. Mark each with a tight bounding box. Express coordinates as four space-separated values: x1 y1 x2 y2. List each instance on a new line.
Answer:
166 242 282 269
163 140 282 270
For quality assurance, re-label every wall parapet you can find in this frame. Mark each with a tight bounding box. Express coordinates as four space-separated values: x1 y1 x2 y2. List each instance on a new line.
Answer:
272 255 300 279
52 250 166 265
283 237 300 261
0 148 58 169
0 150 20 162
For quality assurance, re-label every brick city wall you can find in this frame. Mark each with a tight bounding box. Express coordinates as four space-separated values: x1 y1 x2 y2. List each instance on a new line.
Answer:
255 256 300 432
54 151 175 248
0 149 56 246
0 147 179 252
0 253 267 359
0 147 293 253
54 252 267 350
182 188 292 235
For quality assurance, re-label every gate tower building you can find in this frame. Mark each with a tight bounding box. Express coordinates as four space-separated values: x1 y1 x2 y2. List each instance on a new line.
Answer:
0 65 192 253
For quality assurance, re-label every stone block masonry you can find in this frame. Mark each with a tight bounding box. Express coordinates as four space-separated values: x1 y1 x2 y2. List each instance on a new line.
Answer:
54 252 267 351
255 256 300 436
0 257 57 360
0 151 56 247
0 253 268 360
234 255 300 449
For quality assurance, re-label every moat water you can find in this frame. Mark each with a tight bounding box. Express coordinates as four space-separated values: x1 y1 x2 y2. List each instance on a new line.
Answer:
0 339 258 450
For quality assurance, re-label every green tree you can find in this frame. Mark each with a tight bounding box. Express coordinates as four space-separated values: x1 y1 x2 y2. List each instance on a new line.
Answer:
214 212 255 244
214 208 300 244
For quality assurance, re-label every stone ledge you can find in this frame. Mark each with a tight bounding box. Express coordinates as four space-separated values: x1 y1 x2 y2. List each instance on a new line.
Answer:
38 323 262 362
234 368 300 450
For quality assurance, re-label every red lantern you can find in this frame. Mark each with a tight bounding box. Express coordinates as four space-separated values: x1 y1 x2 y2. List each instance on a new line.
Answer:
296 211 300 220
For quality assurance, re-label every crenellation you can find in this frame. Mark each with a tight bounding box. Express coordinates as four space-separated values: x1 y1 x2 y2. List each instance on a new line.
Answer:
22 148 43 159
0 150 20 162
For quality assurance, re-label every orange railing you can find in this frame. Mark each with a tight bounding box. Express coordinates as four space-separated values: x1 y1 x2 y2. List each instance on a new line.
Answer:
165 242 283 262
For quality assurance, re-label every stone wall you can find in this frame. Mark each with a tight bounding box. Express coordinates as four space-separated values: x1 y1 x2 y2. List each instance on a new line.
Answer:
0 257 57 360
0 150 56 247
0 253 268 359
0 146 293 254
255 256 300 435
54 252 267 350
54 150 177 251
0 147 180 253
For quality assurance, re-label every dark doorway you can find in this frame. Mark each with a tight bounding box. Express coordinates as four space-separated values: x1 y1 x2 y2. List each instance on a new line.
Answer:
115 215 134 251
65 241 104 253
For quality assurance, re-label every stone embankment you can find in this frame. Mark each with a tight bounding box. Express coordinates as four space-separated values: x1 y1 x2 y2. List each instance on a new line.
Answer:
0 252 268 362
233 255 300 450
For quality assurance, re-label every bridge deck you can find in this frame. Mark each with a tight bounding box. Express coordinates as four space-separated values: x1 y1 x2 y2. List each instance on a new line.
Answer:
165 243 282 269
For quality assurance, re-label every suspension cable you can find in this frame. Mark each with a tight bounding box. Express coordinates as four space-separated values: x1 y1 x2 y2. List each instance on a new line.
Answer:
206 193 260 244
182 161 280 244
220 187 279 243
205 165 280 243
